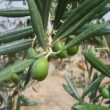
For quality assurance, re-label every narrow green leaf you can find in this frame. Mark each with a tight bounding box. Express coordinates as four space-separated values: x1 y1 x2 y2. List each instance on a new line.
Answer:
56 0 109 40
63 84 80 101
95 6 110 19
0 26 34 43
0 8 30 17
24 66 32 87
27 0 47 50
74 104 110 110
42 0 52 31
0 59 34 82
53 0 68 29
34 0 42 15
21 101 37 106
89 73 100 102
62 10 72 20
75 24 110 36
60 23 107 51
83 51 110 77
93 37 103 46
82 74 105 99
63 84 73 95
16 95 20 110
0 39 37 55
64 75 81 100
96 24 110 36
20 95 28 103
54 0 104 39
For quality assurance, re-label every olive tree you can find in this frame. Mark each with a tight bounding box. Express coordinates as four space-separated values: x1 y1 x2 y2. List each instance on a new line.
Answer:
0 0 110 109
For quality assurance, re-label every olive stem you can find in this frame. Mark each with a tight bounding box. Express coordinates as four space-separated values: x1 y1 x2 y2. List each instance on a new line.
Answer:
45 51 51 59
34 52 47 59
32 36 37 47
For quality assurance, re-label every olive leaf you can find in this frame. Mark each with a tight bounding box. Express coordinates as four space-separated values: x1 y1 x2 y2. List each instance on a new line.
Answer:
42 0 52 31
64 75 81 100
27 0 47 50
54 0 106 39
0 39 37 55
24 66 32 87
97 24 110 36
62 10 72 20
55 0 109 40
0 8 30 17
63 84 80 101
75 24 110 36
0 59 34 82
73 104 110 110
20 100 37 106
60 23 107 51
0 26 34 43
20 95 28 103
89 73 102 103
53 0 68 29
82 51 110 77
63 5 110 20
34 0 42 15
94 6 110 19
82 74 105 99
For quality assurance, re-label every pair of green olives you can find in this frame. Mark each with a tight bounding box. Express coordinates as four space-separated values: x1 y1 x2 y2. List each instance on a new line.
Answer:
99 86 110 99
27 41 79 81
52 41 79 58
27 47 49 81
27 42 78 81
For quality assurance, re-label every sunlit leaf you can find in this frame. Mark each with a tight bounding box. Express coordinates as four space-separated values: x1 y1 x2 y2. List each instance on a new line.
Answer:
82 74 105 99
73 104 110 110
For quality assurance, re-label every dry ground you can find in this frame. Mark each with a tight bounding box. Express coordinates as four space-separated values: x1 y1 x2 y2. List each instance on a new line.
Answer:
20 46 110 110
0 46 108 110
21 50 84 110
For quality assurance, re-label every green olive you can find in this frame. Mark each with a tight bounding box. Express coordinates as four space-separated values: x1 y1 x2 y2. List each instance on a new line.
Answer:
31 57 49 81
67 45 79 55
12 73 20 83
4 75 12 83
27 47 38 58
53 41 68 58
100 87 109 99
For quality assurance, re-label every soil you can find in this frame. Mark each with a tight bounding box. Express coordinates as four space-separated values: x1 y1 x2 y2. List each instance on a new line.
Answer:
21 49 84 110
1 46 110 110
20 46 110 110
